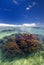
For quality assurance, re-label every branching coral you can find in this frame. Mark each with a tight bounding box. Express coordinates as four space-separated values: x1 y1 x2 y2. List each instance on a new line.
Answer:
2 34 41 57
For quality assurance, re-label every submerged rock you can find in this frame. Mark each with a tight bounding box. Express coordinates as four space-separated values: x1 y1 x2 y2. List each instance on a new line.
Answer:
1 34 41 57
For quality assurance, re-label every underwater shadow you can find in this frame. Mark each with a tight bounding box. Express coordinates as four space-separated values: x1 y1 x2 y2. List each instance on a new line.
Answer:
1 48 41 63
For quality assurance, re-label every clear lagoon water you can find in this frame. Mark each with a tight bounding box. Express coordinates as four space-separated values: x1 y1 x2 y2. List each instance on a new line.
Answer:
0 27 44 65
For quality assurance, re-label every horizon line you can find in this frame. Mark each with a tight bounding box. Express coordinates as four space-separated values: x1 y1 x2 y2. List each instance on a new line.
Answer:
0 23 36 27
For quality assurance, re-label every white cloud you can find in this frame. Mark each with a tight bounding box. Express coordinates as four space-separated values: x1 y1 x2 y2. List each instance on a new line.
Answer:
0 23 15 27
23 23 36 27
26 5 32 10
29 5 32 8
13 0 19 5
0 23 36 27
26 7 30 10
26 2 36 10
32 2 36 6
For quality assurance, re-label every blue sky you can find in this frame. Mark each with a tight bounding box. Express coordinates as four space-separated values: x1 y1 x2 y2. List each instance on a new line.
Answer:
0 0 44 25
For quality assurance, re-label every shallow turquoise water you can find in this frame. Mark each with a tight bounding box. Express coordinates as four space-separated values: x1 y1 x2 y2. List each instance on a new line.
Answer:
0 27 44 39
0 27 44 65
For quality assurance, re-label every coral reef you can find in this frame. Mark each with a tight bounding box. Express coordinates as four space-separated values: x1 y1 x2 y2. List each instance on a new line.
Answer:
1 34 41 57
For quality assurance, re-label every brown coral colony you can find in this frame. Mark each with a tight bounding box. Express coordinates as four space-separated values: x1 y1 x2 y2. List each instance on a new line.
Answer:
3 34 41 56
